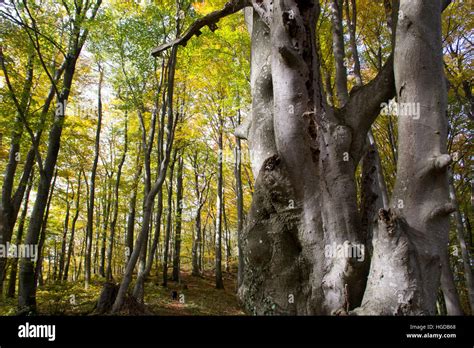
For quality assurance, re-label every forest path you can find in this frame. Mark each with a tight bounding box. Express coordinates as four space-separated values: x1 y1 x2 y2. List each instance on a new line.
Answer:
144 270 244 315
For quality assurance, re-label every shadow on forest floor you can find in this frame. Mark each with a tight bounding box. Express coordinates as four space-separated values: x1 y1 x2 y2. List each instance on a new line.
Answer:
0 270 245 316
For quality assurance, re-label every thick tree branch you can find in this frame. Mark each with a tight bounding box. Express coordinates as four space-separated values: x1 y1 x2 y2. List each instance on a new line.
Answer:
344 54 395 137
151 0 249 57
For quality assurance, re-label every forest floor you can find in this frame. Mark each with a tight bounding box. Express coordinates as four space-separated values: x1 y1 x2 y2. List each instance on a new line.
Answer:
0 270 245 316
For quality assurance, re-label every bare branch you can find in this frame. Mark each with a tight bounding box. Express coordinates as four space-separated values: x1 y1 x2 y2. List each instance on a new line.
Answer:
151 0 249 57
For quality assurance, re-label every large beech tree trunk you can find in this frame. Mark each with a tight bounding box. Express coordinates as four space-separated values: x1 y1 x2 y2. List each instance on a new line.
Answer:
355 0 452 315
151 0 453 315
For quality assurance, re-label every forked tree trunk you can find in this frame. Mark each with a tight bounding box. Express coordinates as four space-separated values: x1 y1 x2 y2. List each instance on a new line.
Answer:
151 0 453 315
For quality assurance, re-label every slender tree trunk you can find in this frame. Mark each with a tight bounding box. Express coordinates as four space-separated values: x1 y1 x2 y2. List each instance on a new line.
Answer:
235 110 244 288
172 156 184 282
7 168 34 298
223 198 231 273
106 117 128 281
126 146 143 261
215 114 224 289
57 178 71 281
33 170 58 293
162 154 176 287
329 0 349 106
440 248 463 315
99 176 112 278
64 172 82 281
449 173 474 313
192 205 202 276
112 38 179 311
345 0 362 86
85 67 103 288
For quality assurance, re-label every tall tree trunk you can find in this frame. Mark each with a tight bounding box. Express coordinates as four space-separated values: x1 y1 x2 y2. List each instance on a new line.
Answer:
215 114 225 290
223 197 231 273
85 66 103 288
99 175 112 278
112 38 179 311
440 248 463 315
18 47 83 312
172 156 184 282
235 110 244 288
162 153 177 288
7 168 34 298
0 48 34 295
33 170 58 294
449 173 474 313
344 0 362 86
57 177 71 281
329 0 349 106
192 205 202 276
106 116 128 281
357 0 452 315
64 172 82 281
126 146 143 262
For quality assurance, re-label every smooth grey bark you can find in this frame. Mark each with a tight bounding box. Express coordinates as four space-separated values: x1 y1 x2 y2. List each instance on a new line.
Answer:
153 0 453 316
85 66 104 288
246 10 276 177
329 0 349 106
356 0 452 315
172 156 184 282
344 0 362 87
